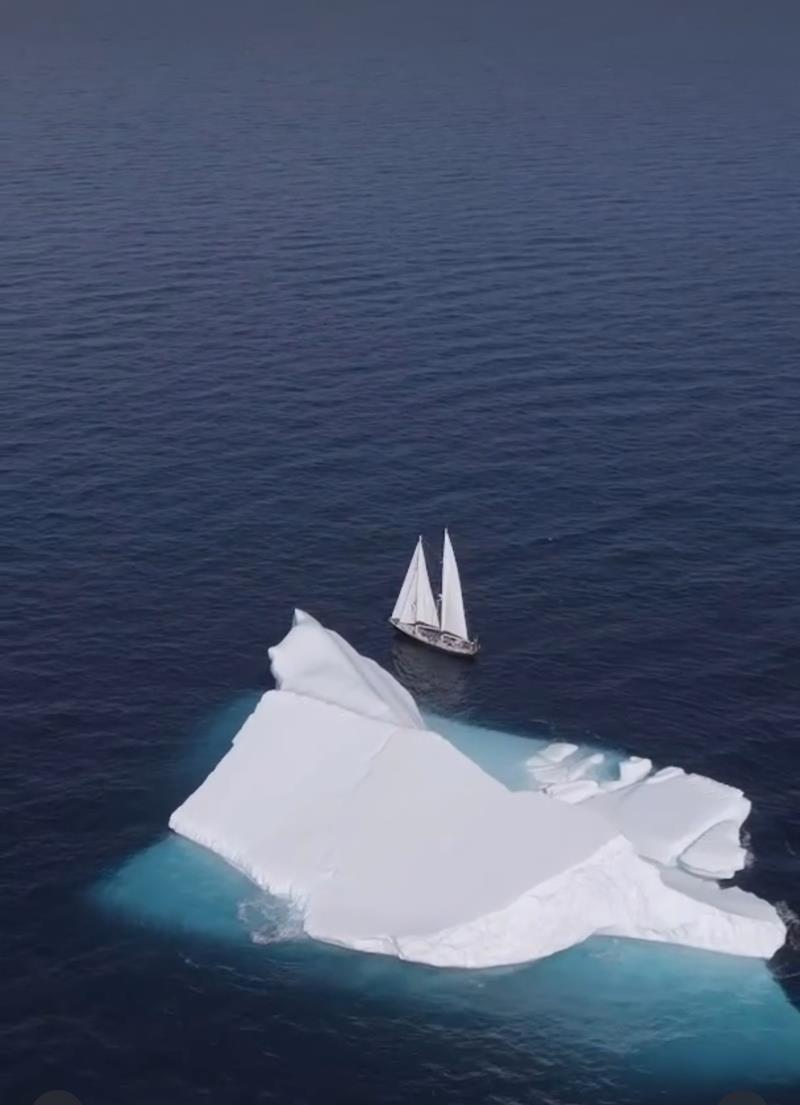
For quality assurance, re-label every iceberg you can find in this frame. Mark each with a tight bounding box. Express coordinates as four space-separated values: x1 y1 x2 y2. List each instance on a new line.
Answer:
169 611 785 967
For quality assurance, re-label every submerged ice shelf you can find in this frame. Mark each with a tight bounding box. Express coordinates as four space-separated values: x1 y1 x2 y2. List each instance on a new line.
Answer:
167 611 785 968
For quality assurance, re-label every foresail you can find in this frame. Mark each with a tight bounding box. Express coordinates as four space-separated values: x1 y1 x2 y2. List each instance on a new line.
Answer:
391 541 420 623
415 542 439 628
440 529 469 640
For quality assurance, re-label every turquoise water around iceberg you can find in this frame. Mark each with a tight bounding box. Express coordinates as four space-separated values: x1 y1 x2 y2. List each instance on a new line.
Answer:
93 694 800 1100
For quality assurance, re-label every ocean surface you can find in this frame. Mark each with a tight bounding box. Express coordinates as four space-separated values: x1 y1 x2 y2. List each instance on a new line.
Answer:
3 1 800 1102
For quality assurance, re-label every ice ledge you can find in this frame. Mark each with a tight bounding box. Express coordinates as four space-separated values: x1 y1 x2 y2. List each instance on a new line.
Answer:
525 743 752 881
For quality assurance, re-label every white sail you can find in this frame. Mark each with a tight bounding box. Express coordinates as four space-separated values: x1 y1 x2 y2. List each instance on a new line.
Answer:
391 540 420 623
415 542 439 627
440 529 469 640
391 538 439 628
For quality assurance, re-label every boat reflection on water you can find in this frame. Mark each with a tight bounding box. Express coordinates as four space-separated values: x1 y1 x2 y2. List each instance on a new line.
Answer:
390 635 470 718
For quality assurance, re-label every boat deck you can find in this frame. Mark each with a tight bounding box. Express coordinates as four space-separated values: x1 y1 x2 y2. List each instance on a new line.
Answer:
391 618 479 657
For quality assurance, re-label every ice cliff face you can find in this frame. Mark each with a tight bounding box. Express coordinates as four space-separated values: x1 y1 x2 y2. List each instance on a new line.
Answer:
168 611 785 967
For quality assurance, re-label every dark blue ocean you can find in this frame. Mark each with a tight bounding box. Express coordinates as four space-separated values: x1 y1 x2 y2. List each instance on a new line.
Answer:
3 1 800 1102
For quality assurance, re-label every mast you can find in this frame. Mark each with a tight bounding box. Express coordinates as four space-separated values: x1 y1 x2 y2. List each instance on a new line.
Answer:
439 528 469 640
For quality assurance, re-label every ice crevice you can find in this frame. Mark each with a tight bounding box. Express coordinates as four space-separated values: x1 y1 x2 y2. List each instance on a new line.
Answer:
168 610 786 968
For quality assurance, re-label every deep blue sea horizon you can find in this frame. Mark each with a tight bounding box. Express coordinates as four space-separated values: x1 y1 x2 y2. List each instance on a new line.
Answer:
3 1 800 1103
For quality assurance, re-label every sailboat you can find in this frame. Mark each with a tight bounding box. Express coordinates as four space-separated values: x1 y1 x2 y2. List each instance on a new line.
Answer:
389 530 479 656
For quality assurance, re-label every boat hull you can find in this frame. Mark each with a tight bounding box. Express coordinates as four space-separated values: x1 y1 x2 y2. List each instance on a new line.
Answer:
390 619 479 657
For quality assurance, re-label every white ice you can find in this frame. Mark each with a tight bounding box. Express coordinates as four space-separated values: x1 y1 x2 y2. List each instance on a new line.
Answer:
679 820 749 880
526 736 752 879
268 608 424 731
169 611 785 967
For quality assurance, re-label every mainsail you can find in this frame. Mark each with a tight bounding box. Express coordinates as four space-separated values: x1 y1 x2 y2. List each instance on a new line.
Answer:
439 528 469 640
391 538 439 628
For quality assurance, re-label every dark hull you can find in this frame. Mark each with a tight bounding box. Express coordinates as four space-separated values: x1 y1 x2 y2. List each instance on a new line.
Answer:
390 619 479 657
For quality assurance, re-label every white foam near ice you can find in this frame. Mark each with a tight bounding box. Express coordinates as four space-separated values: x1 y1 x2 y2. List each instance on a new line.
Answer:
169 611 786 967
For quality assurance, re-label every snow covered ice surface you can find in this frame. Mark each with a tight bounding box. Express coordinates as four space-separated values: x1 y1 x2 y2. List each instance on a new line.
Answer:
525 743 753 877
168 611 786 968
